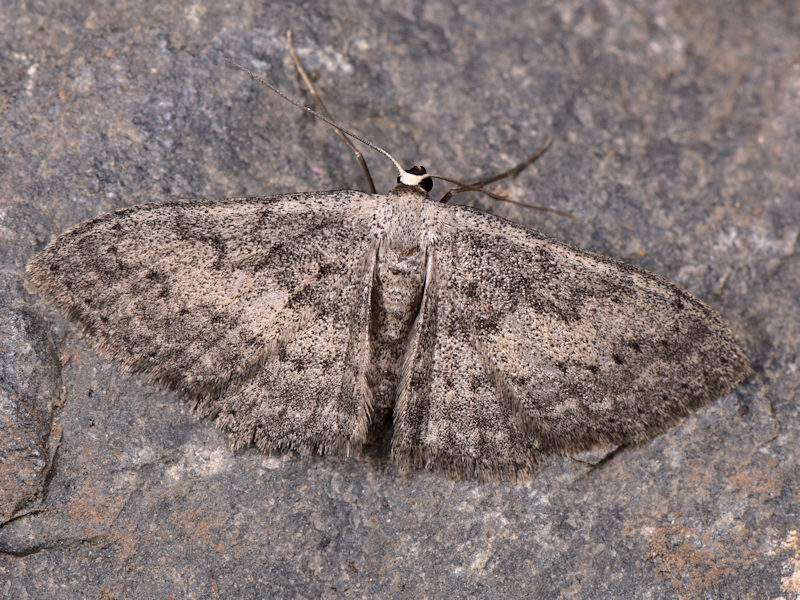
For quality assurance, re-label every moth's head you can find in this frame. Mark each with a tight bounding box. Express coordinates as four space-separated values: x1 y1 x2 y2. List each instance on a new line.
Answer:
397 165 433 193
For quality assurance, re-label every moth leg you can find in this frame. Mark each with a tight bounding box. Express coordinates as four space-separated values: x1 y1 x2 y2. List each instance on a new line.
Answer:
286 31 376 194
438 138 552 204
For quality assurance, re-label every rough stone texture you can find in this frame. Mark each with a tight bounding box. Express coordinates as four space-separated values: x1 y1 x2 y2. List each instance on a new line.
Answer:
0 0 797 598
0 275 62 523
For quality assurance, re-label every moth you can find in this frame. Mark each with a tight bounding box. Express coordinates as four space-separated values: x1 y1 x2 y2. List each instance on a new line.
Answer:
27 38 750 481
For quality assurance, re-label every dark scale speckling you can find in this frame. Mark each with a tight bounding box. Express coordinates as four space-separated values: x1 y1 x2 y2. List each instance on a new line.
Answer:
27 184 750 481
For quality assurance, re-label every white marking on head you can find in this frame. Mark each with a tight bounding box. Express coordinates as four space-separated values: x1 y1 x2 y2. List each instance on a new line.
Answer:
399 171 428 187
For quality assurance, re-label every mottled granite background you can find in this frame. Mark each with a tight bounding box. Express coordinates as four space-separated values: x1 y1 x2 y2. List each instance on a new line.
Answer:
1 1 798 598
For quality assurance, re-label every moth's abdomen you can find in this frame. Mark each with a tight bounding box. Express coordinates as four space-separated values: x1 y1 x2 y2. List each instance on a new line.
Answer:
365 242 427 438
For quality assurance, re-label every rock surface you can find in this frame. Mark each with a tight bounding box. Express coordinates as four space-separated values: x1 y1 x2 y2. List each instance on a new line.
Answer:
1 1 798 598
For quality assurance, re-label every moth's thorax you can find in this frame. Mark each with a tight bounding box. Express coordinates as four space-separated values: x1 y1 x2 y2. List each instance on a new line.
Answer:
387 184 430 202
375 185 434 334
383 185 437 252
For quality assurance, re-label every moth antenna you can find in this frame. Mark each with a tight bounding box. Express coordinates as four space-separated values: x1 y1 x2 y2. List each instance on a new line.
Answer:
224 56 415 183
438 138 552 204
286 31 376 194
226 51 561 212
434 138 574 218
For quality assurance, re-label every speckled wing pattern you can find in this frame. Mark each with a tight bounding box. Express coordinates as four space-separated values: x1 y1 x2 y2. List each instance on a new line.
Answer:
390 198 750 480
28 192 384 455
28 186 750 480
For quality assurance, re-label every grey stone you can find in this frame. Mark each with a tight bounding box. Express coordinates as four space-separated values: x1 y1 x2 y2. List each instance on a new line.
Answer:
0 274 61 524
1 1 797 598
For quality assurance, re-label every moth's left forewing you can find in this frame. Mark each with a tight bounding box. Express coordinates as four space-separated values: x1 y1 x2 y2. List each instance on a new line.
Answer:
28 191 384 456
392 201 750 479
